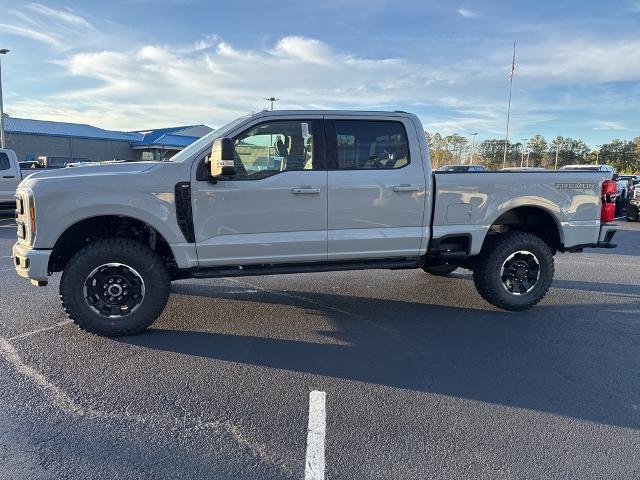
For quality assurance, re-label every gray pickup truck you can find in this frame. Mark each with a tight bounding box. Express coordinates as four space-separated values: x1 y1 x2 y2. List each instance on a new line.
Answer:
12 110 619 336
1 149 22 215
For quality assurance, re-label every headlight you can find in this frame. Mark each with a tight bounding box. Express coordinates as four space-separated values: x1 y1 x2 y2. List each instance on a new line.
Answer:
15 190 36 245
28 194 36 241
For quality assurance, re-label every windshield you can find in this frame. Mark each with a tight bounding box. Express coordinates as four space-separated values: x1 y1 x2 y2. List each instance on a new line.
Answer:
168 113 253 163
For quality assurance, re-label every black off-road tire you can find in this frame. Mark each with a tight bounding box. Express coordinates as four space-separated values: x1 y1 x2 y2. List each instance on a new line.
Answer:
422 264 458 277
60 238 170 336
473 231 554 311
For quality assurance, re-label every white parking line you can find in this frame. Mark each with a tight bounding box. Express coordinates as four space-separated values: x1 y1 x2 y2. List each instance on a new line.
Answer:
8 320 73 342
304 390 326 480
0 338 83 415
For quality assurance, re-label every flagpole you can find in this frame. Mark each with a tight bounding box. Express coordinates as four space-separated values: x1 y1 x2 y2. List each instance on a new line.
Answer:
502 41 515 169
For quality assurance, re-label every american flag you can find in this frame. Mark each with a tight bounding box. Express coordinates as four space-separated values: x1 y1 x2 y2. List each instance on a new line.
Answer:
509 42 516 81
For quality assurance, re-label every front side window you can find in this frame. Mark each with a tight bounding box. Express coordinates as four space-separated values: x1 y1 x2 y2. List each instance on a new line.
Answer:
334 120 410 170
231 120 319 179
0 153 10 170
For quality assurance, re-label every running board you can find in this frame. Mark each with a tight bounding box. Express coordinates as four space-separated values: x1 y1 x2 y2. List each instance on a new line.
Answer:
175 258 423 280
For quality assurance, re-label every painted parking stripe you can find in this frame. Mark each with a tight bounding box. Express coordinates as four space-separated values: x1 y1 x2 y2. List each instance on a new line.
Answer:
304 390 326 480
8 320 73 342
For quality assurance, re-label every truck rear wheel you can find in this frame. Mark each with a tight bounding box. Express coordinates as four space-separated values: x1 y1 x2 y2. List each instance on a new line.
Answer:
422 264 458 276
473 231 554 311
60 238 170 336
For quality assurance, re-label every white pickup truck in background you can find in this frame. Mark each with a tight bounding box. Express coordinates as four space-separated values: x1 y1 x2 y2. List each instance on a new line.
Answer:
12 110 619 336
0 149 21 215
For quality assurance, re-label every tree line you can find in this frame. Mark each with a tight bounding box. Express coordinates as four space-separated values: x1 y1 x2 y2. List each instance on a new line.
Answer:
425 132 640 173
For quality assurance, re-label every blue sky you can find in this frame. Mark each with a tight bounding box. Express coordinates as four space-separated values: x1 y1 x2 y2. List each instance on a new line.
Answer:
0 0 638 146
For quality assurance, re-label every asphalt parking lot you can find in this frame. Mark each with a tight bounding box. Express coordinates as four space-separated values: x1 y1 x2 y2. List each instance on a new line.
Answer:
1 215 639 479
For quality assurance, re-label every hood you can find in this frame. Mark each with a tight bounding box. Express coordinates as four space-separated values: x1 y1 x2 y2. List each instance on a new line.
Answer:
19 162 161 188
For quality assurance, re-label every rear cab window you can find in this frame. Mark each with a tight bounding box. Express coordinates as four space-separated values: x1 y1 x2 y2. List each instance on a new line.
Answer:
329 120 410 170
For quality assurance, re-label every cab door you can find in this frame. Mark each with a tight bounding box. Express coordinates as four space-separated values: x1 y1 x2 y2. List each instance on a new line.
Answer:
191 117 328 266
0 151 20 205
325 116 427 260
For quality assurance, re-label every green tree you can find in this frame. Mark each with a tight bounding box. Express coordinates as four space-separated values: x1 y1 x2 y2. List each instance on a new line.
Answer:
527 134 548 167
600 139 637 173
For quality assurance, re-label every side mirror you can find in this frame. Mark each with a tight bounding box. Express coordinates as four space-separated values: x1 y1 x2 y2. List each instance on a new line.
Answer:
210 137 237 178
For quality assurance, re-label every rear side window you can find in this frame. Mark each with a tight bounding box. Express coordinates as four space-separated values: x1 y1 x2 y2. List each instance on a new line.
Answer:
0 153 10 170
334 120 409 170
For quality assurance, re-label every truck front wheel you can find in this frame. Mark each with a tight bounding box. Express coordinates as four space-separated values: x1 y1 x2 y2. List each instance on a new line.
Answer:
473 231 554 311
60 238 170 336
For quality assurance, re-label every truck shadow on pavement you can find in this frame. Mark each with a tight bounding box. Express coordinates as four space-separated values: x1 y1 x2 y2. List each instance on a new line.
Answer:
119 282 640 430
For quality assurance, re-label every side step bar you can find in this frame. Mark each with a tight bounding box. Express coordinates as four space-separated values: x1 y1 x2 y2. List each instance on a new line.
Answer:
174 258 423 280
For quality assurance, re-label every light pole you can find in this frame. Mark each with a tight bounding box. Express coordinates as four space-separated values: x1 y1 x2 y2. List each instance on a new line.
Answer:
0 49 9 149
520 138 527 167
595 145 601 164
264 96 279 111
470 132 478 164
554 138 561 170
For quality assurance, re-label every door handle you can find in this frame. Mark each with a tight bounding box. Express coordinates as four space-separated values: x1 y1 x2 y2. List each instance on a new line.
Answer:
392 185 420 192
291 187 321 194
2 176 15 179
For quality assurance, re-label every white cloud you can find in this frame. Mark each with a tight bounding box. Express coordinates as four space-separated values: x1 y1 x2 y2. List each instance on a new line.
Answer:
25 3 95 31
272 36 334 65
0 3 98 51
518 39 640 83
25 35 485 130
457 7 478 19
0 23 63 48
593 121 630 131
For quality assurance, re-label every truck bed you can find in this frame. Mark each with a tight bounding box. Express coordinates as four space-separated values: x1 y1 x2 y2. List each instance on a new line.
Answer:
432 171 609 255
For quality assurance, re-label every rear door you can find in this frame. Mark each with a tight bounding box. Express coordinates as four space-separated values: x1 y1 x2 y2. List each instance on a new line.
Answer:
191 117 328 266
325 116 427 260
0 151 20 204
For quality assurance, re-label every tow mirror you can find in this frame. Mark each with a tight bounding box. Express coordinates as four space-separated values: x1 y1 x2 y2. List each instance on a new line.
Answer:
210 137 236 178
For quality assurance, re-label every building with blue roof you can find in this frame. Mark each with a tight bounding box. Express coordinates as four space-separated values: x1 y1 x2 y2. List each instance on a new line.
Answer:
3 115 212 167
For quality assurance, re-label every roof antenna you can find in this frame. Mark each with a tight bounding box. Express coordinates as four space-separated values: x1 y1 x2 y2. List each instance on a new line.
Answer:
264 97 279 111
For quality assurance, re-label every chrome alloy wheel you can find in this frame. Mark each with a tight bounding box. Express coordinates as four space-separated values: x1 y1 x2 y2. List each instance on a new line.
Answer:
500 250 541 295
83 263 145 317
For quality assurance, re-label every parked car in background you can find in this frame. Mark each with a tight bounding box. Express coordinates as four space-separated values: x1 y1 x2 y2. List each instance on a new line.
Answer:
436 164 485 172
37 156 92 169
0 149 22 215
560 164 615 173
18 160 39 170
627 184 640 222
501 167 547 172
616 177 633 215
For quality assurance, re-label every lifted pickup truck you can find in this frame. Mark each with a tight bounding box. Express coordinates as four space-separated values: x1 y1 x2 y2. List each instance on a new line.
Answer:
1 149 22 215
13 110 619 336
